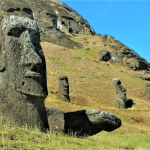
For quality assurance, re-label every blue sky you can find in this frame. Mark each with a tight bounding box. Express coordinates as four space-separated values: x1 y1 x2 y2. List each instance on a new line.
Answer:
59 0 150 63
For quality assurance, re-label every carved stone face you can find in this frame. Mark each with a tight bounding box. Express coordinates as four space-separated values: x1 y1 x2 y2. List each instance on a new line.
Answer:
59 76 69 95
1 15 48 97
146 82 150 100
113 78 127 100
58 76 70 102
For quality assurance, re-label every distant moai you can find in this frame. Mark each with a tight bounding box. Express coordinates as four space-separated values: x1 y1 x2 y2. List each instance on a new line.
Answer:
113 78 127 108
145 82 150 101
58 76 70 102
0 8 49 131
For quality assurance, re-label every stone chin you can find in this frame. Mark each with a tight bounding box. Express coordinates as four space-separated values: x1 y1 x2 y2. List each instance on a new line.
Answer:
61 89 69 96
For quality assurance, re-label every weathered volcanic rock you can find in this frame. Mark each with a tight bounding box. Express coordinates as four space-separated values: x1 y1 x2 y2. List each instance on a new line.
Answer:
99 50 111 61
0 13 49 131
0 0 94 48
46 108 122 136
101 34 150 71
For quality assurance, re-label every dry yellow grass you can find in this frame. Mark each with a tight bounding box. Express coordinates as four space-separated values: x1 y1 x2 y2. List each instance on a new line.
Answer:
42 34 150 112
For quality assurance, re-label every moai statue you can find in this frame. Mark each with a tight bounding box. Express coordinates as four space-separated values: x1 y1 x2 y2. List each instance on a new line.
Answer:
145 82 150 101
0 8 49 131
113 78 127 108
58 76 70 102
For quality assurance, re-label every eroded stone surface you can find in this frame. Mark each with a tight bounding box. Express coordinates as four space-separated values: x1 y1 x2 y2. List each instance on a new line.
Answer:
46 108 121 136
0 0 94 48
99 50 111 62
0 13 49 131
102 34 150 71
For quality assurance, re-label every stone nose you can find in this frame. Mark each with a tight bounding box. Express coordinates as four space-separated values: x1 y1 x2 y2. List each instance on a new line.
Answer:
21 30 43 66
63 80 69 87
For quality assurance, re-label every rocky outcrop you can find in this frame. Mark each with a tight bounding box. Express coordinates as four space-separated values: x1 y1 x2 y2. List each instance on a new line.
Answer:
0 0 94 48
101 35 150 71
46 108 122 136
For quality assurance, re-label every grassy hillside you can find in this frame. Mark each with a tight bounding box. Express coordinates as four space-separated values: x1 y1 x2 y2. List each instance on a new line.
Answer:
0 34 150 149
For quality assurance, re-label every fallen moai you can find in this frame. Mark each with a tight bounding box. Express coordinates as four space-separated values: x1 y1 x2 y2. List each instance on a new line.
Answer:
0 8 49 131
46 107 122 136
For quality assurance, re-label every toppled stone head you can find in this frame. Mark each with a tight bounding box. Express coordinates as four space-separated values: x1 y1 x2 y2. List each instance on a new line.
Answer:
57 76 70 102
46 108 122 136
113 78 127 108
0 10 49 131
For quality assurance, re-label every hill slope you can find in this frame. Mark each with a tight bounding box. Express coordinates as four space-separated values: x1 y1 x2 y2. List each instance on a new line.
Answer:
0 0 150 149
43 34 150 111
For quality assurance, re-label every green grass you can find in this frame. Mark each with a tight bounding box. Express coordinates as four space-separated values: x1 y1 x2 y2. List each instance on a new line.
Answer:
0 114 150 150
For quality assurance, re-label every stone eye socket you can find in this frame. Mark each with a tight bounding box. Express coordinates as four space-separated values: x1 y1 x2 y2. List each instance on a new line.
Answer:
117 81 121 85
7 8 21 12
8 27 26 37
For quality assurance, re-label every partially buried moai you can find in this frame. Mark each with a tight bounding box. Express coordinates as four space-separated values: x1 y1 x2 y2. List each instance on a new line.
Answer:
113 78 127 108
145 82 150 101
0 8 49 131
58 76 70 102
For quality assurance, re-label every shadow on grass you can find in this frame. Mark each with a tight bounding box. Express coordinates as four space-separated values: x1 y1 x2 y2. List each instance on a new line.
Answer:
126 99 135 108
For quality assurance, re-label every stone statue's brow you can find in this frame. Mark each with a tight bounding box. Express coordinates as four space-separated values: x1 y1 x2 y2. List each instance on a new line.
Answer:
7 27 39 37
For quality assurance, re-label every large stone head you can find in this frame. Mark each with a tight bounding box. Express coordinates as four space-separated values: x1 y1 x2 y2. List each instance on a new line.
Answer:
0 9 49 131
0 14 48 97
58 76 70 102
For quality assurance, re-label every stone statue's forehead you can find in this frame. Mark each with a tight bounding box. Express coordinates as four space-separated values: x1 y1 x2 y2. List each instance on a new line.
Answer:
2 15 38 31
